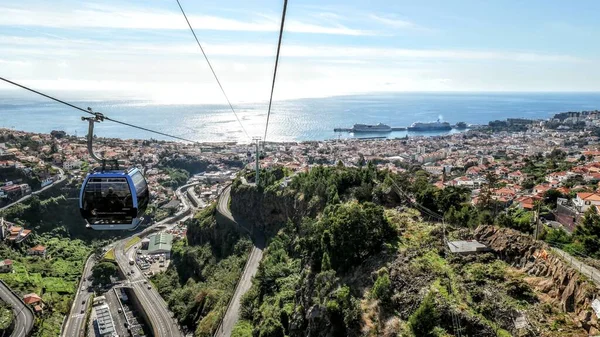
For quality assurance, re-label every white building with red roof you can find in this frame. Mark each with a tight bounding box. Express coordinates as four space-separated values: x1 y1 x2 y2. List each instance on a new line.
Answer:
574 192 600 213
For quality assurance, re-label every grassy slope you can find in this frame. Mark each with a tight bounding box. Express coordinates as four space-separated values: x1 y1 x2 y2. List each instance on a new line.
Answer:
0 235 92 337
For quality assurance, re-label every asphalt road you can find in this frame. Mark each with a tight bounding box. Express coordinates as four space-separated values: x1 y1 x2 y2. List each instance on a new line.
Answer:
214 185 264 337
62 254 95 337
110 184 200 337
0 281 34 337
115 234 182 337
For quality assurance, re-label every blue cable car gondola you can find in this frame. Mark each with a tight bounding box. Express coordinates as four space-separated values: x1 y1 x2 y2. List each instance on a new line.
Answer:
79 167 149 230
78 113 150 230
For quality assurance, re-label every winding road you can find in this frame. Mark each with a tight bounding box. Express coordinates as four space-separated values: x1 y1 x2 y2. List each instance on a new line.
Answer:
214 185 265 337
0 281 34 337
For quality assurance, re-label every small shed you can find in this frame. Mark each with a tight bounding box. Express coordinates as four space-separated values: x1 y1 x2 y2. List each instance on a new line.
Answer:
447 240 490 255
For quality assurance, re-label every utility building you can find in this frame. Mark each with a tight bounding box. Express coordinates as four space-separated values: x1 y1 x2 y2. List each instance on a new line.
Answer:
147 232 173 258
95 304 116 337
447 240 490 255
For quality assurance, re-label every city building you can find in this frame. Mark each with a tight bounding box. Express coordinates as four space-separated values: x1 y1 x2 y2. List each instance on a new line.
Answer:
573 192 600 213
23 293 43 313
95 304 116 337
147 232 173 258
0 259 13 273
28 245 47 257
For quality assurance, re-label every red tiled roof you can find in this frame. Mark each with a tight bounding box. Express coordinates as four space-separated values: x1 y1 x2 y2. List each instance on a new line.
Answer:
3 260 12 265
29 245 46 252
1 185 21 192
23 293 42 305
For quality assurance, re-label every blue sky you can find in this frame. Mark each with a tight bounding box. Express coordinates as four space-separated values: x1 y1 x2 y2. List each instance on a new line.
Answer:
1 0 600 103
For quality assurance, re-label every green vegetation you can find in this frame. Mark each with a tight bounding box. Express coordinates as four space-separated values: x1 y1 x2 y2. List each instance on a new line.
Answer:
371 271 391 302
0 233 93 337
160 168 190 189
233 164 580 336
103 248 116 261
0 302 13 331
0 187 119 337
91 262 118 286
408 291 439 337
0 194 124 241
152 205 252 336
231 320 253 337
125 236 141 250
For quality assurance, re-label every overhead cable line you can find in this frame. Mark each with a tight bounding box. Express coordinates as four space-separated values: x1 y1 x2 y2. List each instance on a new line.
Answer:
0 76 200 143
263 0 288 142
175 0 250 140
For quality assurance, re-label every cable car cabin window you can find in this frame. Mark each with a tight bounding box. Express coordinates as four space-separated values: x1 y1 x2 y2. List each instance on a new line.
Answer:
131 171 149 214
82 177 135 223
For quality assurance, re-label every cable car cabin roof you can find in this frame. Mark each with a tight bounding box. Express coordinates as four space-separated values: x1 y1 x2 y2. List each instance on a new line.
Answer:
88 167 140 177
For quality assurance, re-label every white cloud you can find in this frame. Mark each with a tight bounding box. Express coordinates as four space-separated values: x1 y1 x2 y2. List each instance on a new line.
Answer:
0 35 583 63
0 3 369 36
0 59 32 67
369 14 418 29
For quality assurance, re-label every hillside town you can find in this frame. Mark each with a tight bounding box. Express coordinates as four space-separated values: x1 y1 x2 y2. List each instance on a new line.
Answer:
2 110 600 236
2 110 600 336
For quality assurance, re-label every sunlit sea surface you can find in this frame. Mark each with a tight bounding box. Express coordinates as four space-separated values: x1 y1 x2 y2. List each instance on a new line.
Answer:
2 92 600 144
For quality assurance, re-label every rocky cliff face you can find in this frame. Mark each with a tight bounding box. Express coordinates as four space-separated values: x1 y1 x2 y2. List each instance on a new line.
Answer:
475 225 600 335
229 182 313 235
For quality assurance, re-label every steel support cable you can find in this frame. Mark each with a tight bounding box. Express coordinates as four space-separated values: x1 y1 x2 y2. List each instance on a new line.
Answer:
0 76 200 143
263 0 288 142
389 180 443 219
175 0 250 140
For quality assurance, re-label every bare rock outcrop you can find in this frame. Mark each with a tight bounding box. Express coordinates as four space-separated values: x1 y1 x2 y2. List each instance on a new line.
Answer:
475 225 600 334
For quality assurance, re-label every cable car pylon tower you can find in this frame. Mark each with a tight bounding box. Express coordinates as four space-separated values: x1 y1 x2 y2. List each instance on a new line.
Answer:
253 137 261 186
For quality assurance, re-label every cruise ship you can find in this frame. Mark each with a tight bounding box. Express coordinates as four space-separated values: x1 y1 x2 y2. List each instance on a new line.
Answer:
352 123 392 133
407 119 452 131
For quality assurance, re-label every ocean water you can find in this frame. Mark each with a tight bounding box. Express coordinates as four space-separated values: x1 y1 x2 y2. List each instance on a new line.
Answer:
1 92 600 143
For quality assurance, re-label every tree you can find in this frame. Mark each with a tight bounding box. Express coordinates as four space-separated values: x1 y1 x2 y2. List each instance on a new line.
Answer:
409 292 439 337
92 262 118 285
371 273 391 303
436 186 470 211
543 189 563 207
258 317 285 337
321 252 332 271
318 202 394 271
574 207 600 256
522 179 535 190
547 148 567 161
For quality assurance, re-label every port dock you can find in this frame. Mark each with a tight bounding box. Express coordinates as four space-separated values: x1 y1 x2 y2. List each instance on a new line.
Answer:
334 127 407 132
